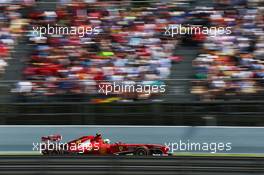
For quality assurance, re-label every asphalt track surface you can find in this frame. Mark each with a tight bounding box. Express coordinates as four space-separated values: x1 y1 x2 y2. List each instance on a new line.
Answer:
0 126 264 154
0 155 264 175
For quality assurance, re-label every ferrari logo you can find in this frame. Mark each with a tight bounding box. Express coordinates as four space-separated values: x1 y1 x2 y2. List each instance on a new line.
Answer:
119 146 123 151
99 147 107 154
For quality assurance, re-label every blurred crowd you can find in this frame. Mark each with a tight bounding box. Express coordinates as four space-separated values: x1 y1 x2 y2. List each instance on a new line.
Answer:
0 4 18 75
2 0 264 102
0 1 31 75
14 0 189 102
192 0 264 100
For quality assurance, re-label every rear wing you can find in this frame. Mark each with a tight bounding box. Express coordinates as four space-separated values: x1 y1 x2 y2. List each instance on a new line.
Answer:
41 134 62 142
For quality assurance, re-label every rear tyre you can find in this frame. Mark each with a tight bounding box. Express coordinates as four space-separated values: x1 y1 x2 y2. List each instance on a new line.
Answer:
134 147 149 156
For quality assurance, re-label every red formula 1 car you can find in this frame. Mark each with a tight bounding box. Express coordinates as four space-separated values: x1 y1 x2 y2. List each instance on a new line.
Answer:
41 133 169 156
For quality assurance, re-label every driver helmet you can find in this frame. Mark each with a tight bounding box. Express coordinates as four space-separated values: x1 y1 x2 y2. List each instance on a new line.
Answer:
96 133 102 137
104 139 110 144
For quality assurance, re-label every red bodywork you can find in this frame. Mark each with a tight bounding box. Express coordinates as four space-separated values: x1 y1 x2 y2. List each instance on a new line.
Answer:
41 134 169 156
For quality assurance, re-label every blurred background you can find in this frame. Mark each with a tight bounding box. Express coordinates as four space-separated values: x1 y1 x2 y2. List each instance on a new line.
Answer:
0 0 264 125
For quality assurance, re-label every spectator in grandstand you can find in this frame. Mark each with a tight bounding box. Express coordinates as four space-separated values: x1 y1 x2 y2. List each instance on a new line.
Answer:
0 3 26 76
192 0 264 100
